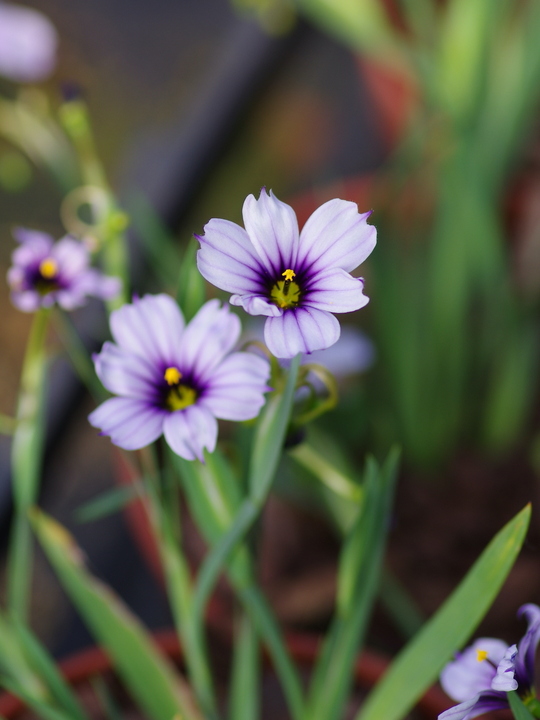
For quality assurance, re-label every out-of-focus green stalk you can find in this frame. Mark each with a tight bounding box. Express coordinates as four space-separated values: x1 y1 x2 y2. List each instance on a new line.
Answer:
228 612 259 720
52 311 106 402
8 309 50 622
59 100 129 310
0 95 80 193
140 452 219 720
288 442 362 503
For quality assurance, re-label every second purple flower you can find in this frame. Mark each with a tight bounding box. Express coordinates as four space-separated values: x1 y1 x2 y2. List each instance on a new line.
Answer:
196 188 376 358
89 294 271 462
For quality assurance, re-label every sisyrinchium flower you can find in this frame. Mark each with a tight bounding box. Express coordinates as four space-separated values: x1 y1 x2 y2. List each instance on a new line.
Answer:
0 2 57 83
7 228 121 312
196 188 376 359
88 294 271 462
439 603 540 719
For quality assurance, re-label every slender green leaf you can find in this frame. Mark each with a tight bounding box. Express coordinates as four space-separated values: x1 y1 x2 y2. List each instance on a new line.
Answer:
8 308 50 622
508 692 535 720
0 676 71 720
12 621 88 720
379 567 424 639
31 508 203 720
126 191 180 287
228 613 259 720
176 239 206 322
249 354 301 501
74 485 139 524
306 450 398 720
356 503 531 720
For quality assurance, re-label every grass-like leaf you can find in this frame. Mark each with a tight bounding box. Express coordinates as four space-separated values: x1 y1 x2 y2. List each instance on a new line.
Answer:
356 503 531 720
31 508 203 720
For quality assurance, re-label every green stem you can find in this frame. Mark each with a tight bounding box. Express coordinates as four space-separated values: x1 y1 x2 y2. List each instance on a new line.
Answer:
238 584 304 720
228 611 259 720
52 311 106 401
288 442 362 503
525 696 540 719
8 309 50 622
141 463 219 720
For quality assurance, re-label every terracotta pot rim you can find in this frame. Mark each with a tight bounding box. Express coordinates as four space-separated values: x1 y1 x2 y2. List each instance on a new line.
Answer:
0 627 451 719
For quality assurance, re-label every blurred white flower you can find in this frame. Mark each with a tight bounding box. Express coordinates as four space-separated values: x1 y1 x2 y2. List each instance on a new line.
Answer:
0 2 58 83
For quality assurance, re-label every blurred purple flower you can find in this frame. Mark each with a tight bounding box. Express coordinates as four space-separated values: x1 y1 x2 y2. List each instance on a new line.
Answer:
7 229 120 312
439 604 540 720
196 188 376 359
7 228 121 312
0 2 57 83
244 320 375 380
89 295 271 461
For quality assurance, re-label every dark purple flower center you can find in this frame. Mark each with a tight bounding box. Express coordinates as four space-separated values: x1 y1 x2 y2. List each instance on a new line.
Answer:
30 257 62 295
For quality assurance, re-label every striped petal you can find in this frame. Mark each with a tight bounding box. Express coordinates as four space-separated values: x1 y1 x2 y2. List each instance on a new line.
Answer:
242 189 299 275
264 307 340 358
197 218 267 294
298 199 376 274
163 405 217 462
177 300 240 381
93 341 157 400
306 268 369 313
201 352 270 421
88 398 165 451
110 294 185 367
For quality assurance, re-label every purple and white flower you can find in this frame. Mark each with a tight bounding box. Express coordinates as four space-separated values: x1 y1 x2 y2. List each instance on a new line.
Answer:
7 228 121 312
88 294 271 461
0 2 57 83
439 603 540 719
196 189 376 359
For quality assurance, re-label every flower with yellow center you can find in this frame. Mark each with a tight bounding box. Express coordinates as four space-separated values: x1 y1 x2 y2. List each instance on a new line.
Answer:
196 188 376 358
39 257 58 279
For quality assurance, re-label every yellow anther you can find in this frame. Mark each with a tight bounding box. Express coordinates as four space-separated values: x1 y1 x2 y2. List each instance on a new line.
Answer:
282 268 296 282
476 650 488 662
39 258 58 279
164 367 182 385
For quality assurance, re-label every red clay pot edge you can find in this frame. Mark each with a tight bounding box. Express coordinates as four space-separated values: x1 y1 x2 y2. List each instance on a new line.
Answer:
0 628 452 719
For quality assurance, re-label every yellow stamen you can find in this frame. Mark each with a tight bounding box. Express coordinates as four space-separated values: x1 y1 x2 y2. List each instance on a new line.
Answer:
164 367 182 385
282 268 296 282
476 650 488 662
39 258 58 279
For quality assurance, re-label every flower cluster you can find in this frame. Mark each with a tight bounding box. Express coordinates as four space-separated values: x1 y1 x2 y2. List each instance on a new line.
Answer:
439 603 540 719
7 229 120 312
196 188 376 359
89 294 271 461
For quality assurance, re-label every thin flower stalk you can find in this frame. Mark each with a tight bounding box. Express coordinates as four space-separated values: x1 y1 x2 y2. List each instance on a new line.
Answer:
8 308 50 622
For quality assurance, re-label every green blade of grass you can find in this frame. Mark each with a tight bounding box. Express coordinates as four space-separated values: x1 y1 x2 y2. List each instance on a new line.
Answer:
31 508 203 720
356 503 531 720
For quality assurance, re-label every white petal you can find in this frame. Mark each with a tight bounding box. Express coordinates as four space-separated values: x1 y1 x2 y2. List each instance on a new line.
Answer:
299 199 376 274
177 300 241 381
230 293 282 317
201 352 270 421
93 342 157 400
110 294 185 366
264 307 340 358
88 398 165 451
305 268 370 313
163 405 218 461
197 219 267 294
242 189 299 275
